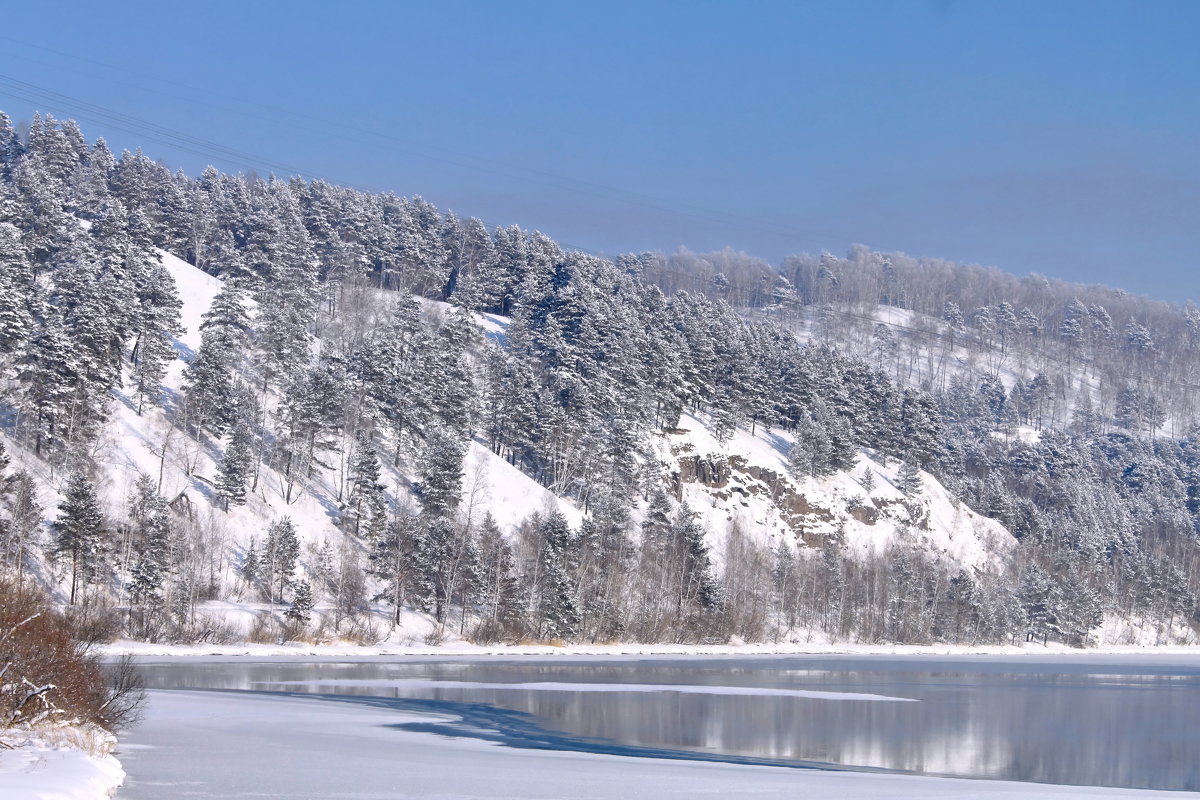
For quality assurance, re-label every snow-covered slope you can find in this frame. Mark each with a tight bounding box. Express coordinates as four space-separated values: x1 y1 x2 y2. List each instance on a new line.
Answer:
5 247 1017 639
139 251 580 552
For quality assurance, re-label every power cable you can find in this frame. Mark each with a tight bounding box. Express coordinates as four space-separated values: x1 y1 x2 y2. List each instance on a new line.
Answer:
0 45 864 250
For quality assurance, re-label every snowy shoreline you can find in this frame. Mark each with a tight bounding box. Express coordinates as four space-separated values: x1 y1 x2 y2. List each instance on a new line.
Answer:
0 725 125 800
102 639 1200 659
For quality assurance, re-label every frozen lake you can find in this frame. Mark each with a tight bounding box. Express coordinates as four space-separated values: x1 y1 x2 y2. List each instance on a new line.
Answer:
116 654 1200 797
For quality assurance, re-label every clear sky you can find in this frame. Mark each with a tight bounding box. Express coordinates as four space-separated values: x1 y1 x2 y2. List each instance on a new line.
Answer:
1 0 1197 301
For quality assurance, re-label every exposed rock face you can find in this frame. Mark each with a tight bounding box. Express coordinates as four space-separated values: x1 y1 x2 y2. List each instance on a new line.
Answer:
672 448 839 546
662 424 1017 573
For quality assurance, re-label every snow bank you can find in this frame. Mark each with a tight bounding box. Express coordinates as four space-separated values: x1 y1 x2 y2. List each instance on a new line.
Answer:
0 726 124 800
101 638 1200 659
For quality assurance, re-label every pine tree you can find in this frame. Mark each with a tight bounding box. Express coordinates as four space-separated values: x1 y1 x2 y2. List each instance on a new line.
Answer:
127 473 172 606
183 281 250 435
286 579 315 627
788 416 835 479
0 110 21 172
897 459 923 497
346 431 386 538
53 472 107 604
241 538 261 589
410 516 456 620
1019 562 1062 645
1 470 42 582
475 513 524 639
216 419 253 509
264 517 300 602
416 431 464 518
129 258 183 414
674 506 720 611
536 511 580 640
0 223 34 356
859 467 876 493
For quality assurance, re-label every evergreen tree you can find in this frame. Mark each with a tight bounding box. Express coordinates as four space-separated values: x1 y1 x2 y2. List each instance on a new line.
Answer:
536 511 580 640
673 506 720 611
182 281 250 435
216 418 253 510
241 538 261 589
1019 562 1062 645
416 431 464 518
286 579 315 627
1 470 42 581
897 459 923 497
346 431 387 539
0 223 34 356
264 517 300 602
409 515 457 620
127 473 172 606
129 258 183 414
53 472 107 604
859 466 876 493
475 513 524 639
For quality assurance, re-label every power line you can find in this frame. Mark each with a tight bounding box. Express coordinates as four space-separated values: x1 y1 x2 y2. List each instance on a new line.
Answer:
0 74 328 180
0 47 865 251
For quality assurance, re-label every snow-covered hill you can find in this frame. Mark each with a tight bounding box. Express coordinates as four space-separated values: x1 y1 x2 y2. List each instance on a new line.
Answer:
0 245 1025 645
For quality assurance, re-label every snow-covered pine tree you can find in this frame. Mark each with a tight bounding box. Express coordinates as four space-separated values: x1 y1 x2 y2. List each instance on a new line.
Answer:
129 257 183 414
673 505 720 612
182 281 250 436
0 223 34 356
474 513 524 640
416 431 464 519
897 458 923 497
216 418 253 510
536 511 580 641
346 430 386 539
126 473 172 607
241 538 261 589
0 470 42 581
263 517 300 602
286 579 314 627
53 471 107 604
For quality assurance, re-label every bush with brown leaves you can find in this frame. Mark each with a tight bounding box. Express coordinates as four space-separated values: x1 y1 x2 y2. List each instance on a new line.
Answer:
0 578 143 731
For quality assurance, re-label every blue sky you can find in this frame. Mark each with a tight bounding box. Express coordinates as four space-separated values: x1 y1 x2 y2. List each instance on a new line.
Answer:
1 0 1196 300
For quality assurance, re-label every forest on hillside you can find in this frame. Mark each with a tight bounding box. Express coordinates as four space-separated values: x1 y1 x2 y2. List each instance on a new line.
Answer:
0 113 1196 648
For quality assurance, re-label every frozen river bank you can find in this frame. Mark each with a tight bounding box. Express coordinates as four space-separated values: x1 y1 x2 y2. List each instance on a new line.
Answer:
113 654 1200 798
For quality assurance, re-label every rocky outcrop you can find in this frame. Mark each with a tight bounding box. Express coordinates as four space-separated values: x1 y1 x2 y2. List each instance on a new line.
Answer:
671 447 843 546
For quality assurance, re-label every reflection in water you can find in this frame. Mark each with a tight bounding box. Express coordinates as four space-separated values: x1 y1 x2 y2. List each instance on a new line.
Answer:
136 657 1200 791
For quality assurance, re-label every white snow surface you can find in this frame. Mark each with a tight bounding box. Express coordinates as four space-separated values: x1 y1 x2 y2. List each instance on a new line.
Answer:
111 688 1196 799
0 727 124 800
102 638 1200 658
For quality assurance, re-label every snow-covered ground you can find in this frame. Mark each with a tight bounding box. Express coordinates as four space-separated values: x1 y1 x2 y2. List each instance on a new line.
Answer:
102 639 1200 658
111 688 1198 799
0 725 124 800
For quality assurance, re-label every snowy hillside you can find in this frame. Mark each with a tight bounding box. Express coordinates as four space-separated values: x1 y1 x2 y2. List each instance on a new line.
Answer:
2 114 1194 651
99 250 579 588
2 243 1018 645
